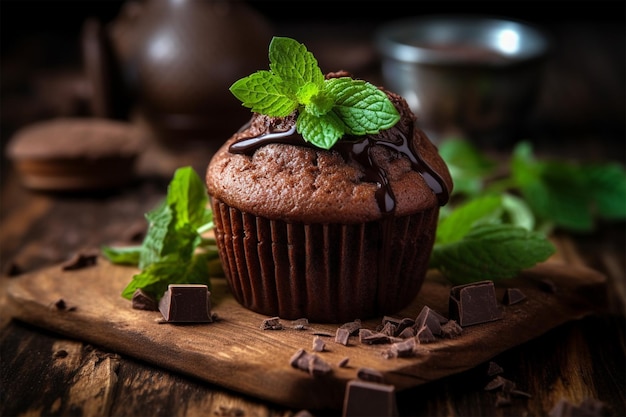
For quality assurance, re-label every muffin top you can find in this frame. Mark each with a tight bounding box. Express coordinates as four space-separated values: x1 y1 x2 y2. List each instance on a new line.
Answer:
206 89 452 224
7 118 143 160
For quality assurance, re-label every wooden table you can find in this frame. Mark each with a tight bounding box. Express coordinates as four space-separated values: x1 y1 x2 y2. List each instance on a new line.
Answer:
1 7 625 417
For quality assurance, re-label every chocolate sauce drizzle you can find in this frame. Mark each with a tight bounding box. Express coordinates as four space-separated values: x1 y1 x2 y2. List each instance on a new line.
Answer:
229 122 449 216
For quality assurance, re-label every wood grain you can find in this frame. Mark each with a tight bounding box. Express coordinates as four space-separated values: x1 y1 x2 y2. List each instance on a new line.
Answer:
5 257 606 410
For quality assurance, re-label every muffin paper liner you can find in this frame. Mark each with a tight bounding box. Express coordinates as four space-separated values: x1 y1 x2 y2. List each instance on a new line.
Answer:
212 198 439 323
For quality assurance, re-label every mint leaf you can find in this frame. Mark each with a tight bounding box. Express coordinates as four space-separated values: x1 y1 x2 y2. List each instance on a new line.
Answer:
121 252 211 300
101 245 141 265
325 77 400 135
269 36 324 93
584 163 626 219
229 71 297 117
438 138 497 197
229 37 400 148
436 194 503 245
297 110 345 149
167 166 209 229
430 223 555 284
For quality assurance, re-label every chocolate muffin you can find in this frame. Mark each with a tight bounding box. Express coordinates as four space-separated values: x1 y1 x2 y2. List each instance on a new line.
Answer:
6 118 143 191
206 90 452 323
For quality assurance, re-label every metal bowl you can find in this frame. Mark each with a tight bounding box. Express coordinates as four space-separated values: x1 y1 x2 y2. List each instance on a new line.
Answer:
375 15 550 146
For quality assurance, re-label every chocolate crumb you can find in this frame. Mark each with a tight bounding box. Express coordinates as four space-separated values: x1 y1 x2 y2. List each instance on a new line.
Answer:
357 367 384 383
61 250 99 271
312 336 325 352
440 320 463 338
487 361 504 376
132 289 158 311
54 299 76 312
337 357 350 368
289 349 332 376
503 288 527 305
260 316 284 330
53 349 69 359
484 375 516 392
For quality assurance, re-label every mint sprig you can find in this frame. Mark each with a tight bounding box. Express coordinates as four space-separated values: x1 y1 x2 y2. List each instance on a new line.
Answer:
102 166 218 300
432 138 626 284
229 36 400 149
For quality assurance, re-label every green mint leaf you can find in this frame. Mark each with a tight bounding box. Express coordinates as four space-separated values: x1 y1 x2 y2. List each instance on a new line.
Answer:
101 245 141 265
269 36 324 93
512 142 594 232
436 194 503 245
297 110 345 149
430 223 555 284
584 163 626 219
325 77 400 135
166 166 209 229
229 71 298 117
438 138 497 197
121 252 211 300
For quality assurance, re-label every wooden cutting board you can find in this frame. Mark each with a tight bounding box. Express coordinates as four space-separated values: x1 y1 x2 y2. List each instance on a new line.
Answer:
5 257 606 410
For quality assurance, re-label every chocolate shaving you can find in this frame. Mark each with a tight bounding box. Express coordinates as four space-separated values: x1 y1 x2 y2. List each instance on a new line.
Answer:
359 329 401 345
132 289 158 311
337 357 350 368
260 317 284 330
357 367 385 383
503 288 527 305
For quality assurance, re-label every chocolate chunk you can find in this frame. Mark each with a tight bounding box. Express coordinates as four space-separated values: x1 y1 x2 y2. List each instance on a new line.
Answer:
487 361 504 376
415 324 436 344
389 337 417 358
359 329 401 345
62 250 99 270
503 288 527 305
335 327 351 346
414 306 447 336
440 320 463 338
449 281 503 327
54 298 76 312
158 284 212 323
342 379 398 417
357 367 385 383
132 289 158 311
340 319 362 335
260 316 283 330
397 326 416 339
380 321 397 337
381 316 415 337
291 318 309 330
337 357 350 368
312 336 325 352
289 349 332 376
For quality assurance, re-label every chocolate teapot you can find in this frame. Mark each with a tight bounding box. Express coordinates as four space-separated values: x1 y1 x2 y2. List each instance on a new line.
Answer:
83 0 273 150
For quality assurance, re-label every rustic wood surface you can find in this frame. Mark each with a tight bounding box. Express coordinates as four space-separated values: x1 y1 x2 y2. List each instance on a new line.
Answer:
1 8 625 416
4 250 608 411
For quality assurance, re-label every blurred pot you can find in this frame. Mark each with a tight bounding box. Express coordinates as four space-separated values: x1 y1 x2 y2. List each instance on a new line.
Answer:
375 15 550 147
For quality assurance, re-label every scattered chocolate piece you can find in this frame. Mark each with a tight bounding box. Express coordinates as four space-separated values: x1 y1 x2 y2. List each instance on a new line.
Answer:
337 357 350 368
132 289 158 311
397 326 416 339
356 367 385 383
260 316 284 330
389 337 417 358
415 324 436 344
485 375 513 391
359 329 400 345
289 349 332 376
312 336 325 352
487 361 504 376
335 327 351 346
380 321 397 337
449 280 503 327
549 398 611 417
381 316 415 337
503 288 527 305
158 284 212 323
414 305 447 336
61 249 99 271
495 391 512 407
440 320 463 338
312 331 335 337
342 379 398 417
291 318 309 330
340 319 362 335
54 298 76 312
